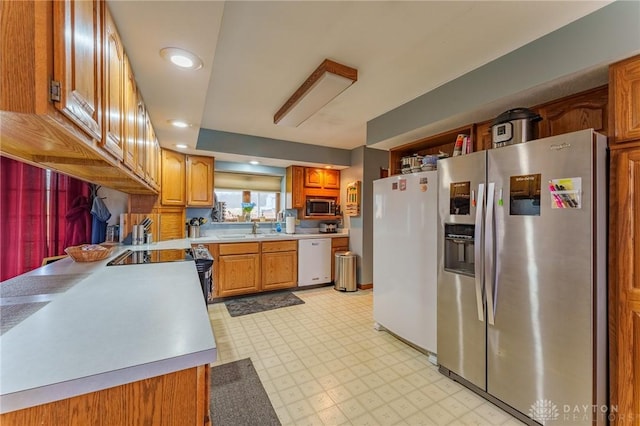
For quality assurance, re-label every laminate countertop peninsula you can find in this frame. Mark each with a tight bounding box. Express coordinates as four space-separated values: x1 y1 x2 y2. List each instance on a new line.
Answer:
0 239 216 416
189 229 349 244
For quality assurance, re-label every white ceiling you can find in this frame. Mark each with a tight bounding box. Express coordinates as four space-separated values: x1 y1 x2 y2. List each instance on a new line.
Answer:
107 0 611 167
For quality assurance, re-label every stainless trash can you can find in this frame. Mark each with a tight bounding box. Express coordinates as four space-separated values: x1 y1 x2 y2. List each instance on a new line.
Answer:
334 251 357 292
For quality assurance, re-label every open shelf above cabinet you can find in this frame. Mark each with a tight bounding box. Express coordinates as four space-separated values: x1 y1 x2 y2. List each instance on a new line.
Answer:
388 125 475 175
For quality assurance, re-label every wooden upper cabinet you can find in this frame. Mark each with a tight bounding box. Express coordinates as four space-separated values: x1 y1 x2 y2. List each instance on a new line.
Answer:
123 55 137 170
537 85 608 139
286 166 305 209
304 168 340 189
610 55 640 145
146 130 160 190
135 97 147 177
304 169 323 188
53 0 103 142
324 169 340 189
161 149 186 206
186 155 214 207
102 7 124 160
474 121 493 152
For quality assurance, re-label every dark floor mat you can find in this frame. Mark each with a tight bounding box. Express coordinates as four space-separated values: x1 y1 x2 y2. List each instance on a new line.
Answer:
210 358 280 425
223 291 304 317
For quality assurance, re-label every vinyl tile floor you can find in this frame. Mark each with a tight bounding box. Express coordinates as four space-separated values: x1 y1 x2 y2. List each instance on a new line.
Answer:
208 287 525 426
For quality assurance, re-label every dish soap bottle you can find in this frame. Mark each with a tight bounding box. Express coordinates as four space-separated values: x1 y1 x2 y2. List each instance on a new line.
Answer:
275 221 282 233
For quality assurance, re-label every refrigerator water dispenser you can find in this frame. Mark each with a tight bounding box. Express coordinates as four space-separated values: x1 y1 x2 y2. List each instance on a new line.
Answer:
444 224 475 276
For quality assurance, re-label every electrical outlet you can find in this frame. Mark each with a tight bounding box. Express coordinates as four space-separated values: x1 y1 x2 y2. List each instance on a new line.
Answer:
295 219 300 225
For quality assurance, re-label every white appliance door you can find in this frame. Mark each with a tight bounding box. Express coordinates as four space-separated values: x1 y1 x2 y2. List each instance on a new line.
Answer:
298 238 331 286
373 171 438 353
437 151 488 390
486 129 607 422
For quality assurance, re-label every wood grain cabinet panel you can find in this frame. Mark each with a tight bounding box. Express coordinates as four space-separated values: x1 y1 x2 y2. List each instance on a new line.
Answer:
304 169 324 188
157 207 185 240
536 85 608 139
0 0 158 195
610 55 640 144
609 147 640 423
0 366 209 426
304 168 340 190
324 169 340 189
186 155 214 207
286 166 305 209
474 121 493 152
161 149 186 206
123 55 137 170
262 250 297 291
261 240 297 291
218 253 261 297
102 7 124 160
53 0 103 142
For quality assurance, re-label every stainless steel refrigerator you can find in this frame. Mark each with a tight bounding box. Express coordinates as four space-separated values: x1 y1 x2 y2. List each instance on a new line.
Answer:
437 129 607 425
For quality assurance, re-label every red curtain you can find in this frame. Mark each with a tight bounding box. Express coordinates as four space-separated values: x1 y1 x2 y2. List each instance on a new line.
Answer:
0 157 91 281
0 157 47 281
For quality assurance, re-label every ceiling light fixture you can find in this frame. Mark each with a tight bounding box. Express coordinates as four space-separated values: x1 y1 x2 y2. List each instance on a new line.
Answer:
159 47 203 70
249 160 260 165
175 143 188 149
274 59 357 127
168 119 191 128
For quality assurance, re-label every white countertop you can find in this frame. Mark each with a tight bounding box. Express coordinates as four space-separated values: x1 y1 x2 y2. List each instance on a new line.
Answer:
189 230 349 244
0 239 216 414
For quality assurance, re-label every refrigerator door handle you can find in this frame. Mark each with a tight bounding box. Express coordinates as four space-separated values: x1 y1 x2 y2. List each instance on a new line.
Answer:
474 183 485 322
485 182 496 325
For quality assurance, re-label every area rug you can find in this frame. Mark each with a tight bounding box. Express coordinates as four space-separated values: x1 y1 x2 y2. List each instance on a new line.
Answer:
224 291 304 317
210 358 280 426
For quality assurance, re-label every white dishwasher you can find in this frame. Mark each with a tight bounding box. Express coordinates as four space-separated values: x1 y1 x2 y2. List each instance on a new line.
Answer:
298 238 332 286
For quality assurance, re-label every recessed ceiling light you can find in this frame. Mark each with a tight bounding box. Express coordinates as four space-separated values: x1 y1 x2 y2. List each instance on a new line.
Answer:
159 47 203 70
168 119 191 128
325 165 333 169
175 144 188 149
249 160 260 165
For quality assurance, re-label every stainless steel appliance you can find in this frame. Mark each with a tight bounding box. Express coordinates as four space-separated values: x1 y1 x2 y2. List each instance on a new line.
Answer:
306 198 336 216
107 248 194 265
107 247 214 303
491 107 541 148
437 129 607 424
319 223 337 233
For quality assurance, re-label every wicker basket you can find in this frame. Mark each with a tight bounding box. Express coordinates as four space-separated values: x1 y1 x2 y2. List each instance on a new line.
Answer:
64 244 113 262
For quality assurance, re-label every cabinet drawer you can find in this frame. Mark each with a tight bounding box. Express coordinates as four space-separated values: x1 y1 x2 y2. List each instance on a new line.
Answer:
331 237 349 248
219 242 260 255
261 240 297 253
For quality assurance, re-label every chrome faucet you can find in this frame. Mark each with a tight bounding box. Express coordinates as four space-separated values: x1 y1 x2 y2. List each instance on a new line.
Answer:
252 222 259 235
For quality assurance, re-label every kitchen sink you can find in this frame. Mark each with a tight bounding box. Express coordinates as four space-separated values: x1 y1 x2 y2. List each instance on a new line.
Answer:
216 234 250 240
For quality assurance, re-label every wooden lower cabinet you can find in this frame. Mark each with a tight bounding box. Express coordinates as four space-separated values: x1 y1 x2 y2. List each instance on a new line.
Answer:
0 366 210 426
262 240 298 291
331 237 350 282
217 243 261 297
212 240 299 297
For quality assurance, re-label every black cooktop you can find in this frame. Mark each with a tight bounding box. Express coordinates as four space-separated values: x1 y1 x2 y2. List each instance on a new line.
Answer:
106 248 194 266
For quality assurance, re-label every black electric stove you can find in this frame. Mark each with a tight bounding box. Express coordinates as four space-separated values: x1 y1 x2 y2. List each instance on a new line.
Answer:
106 248 194 266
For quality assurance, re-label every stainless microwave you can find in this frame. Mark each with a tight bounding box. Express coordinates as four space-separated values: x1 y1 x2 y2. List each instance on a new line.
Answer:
306 198 336 216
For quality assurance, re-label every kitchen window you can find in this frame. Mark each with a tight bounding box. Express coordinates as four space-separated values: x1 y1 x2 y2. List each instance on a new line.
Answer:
216 190 279 221
212 171 283 222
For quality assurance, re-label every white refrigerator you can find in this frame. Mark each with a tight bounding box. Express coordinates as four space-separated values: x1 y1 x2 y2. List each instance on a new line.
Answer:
373 170 438 355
